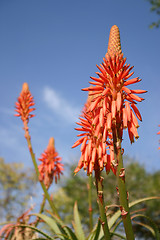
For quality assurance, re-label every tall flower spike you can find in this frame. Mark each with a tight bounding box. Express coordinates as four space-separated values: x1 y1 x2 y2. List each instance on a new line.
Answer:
38 137 64 189
73 25 146 176
15 82 35 123
82 25 146 144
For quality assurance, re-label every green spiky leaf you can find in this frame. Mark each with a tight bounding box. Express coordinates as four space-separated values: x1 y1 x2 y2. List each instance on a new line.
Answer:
87 219 101 240
108 196 160 230
132 214 160 239
33 213 67 239
64 226 79 240
73 201 85 240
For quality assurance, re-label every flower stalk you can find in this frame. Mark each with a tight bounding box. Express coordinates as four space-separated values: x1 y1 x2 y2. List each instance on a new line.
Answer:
35 195 46 228
24 121 60 218
95 169 111 240
88 174 93 231
72 24 146 239
113 128 135 239
15 83 60 218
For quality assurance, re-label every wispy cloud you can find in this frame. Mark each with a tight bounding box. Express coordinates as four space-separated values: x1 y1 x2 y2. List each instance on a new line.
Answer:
43 87 81 123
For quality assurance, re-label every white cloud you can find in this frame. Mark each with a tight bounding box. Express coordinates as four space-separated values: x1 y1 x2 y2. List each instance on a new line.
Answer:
43 87 80 123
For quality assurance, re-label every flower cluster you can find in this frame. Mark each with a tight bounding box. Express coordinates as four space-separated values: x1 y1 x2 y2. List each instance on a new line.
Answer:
38 137 64 189
73 98 116 175
15 82 35 123
73 25 146 175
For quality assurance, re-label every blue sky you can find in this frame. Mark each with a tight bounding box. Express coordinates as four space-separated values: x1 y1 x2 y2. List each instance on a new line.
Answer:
0 0 160 173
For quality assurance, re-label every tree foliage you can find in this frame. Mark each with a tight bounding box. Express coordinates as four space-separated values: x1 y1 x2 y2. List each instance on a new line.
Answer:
148 0 160 28
0 158 37 221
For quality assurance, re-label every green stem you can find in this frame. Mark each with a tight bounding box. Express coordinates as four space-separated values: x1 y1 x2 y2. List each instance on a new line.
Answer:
112 127 135 239
95 169 111 240
35 195 46 228
88 174 93 231
23 121 60 218
117 147 134 239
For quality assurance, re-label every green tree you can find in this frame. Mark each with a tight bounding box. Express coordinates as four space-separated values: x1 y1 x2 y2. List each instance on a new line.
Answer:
148 0 160 28
0 158 37 221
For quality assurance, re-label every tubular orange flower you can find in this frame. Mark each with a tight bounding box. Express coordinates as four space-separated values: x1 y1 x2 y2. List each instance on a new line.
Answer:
15 82 35 123
38 137 64 189
73 97 116 175
73 25 146 176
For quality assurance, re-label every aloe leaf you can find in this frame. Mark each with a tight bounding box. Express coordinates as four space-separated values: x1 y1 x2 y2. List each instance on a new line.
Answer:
33 213 67 239
92 220 101 240
46 210 71 238
133 220 155 235
110 232 126 239
87 231 95 240
132 214 160 239
33 239 51 240
111 218 122 233
108 196 160 230
46 210 66 227
73 202 85 240
33 239 49 240
98 225 104 240
87 220 101 240
129 196 160 208
64 226 79 240
13 224 54 239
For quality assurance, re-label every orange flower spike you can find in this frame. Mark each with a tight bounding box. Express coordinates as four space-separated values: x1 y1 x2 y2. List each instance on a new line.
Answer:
73 25 146 177
38 137 63 189
15 82 35 123
84 25 146 143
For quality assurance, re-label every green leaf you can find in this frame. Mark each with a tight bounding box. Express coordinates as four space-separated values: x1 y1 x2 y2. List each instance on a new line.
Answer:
87 220 101 240
97 225 104 240
33 239 51 240
108 196 160 230
110 232 126 239
132 214 160 239
33 213 67 239
64 226 79 240
73 201 85 240
92 220 101 240
13 224 54 240
47 210 74 239
129 196 160 208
